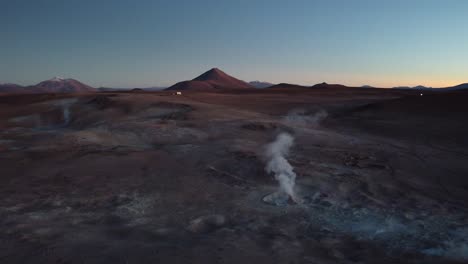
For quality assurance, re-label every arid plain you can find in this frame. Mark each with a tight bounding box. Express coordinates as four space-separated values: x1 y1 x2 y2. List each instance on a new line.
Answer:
1 83 468 263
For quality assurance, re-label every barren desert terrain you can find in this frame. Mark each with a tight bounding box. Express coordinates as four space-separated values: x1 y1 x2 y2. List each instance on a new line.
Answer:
1 88 468 263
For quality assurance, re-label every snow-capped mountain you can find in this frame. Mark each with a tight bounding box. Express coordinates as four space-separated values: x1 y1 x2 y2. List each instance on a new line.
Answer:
28 77 96 93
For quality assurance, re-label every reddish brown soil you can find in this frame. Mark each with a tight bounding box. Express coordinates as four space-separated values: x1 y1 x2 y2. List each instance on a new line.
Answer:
1 89 467 263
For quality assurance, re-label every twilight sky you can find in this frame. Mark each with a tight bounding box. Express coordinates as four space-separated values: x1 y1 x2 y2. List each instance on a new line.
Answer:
1 0 467 88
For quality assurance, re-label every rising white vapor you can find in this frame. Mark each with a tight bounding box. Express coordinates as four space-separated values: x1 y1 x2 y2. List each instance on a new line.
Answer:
264 133 300 203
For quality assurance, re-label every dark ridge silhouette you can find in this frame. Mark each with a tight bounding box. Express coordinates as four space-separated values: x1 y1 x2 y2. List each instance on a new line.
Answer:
267 83 308 89
310 82 348 89
0 83 26 93
267 82 352 90
392 83 468 91
166 68 253 91
446 83 468 90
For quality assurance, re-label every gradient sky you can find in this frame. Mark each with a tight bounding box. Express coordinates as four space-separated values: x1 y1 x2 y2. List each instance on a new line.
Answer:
1 0 467 88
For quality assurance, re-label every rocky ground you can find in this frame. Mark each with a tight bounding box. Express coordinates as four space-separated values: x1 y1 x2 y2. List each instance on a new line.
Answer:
1 89 467 263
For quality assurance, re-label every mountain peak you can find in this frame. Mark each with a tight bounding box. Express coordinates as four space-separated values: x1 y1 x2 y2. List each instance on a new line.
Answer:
166 68 253 91
193 68 230 82
49 76 65 81
33 77 95 93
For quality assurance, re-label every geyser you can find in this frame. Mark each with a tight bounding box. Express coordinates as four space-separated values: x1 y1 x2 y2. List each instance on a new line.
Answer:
51 98 77 126
264 133 301 204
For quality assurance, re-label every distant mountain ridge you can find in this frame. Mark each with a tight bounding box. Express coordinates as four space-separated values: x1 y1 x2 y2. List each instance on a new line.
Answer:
0 77 96 94
0 83 26 93
311 82 348 89
267 82 351 90
97 86 167 92
267 83 307 89
446 83 468 90
392 85 434 90
31 77 95 93
2 72 468 94
166 68 253 91
249 81 275 88
392 83 468 91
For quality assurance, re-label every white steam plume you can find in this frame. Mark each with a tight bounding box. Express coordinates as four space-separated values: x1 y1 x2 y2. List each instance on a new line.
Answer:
264 133 299 203
51 98 77 126
63 106 71 125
